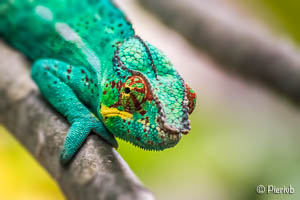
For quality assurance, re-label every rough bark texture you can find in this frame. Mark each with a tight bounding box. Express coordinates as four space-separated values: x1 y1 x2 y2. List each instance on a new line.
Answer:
138 0 300 104
0 40 154 200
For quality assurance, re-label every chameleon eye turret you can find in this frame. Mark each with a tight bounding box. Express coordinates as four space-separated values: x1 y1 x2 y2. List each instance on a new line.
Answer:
1 0 197 163
120 75 150 112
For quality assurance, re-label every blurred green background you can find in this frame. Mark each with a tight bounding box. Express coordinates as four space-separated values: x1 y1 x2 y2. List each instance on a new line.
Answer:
245 0 300 43
1 0 300 200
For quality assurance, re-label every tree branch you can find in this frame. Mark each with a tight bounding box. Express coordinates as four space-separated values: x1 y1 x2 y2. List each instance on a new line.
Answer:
138 0 300 104
0 40 154 200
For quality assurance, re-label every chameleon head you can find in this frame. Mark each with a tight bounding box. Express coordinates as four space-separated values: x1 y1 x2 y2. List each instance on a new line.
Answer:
100 36 196 150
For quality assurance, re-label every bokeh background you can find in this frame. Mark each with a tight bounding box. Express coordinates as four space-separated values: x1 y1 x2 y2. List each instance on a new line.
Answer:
1 0 300 199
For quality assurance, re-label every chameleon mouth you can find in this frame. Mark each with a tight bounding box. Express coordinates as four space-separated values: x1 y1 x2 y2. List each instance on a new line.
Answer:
158 117 190 135
157 127 182 143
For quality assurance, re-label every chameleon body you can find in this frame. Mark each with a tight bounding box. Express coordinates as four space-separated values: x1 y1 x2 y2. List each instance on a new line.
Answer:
0 0 196 164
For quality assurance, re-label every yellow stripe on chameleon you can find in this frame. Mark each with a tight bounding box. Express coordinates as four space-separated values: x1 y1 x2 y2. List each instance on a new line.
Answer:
100 104 133 120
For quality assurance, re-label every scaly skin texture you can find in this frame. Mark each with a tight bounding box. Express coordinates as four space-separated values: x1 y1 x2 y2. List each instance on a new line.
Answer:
0 0 197 164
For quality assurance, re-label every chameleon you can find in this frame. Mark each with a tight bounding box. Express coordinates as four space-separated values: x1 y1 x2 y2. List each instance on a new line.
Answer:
0 0 197 164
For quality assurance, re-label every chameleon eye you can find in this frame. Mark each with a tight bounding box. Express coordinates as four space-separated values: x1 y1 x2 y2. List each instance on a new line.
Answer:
124 87 131 94
121 76 150 112
185 84 197 114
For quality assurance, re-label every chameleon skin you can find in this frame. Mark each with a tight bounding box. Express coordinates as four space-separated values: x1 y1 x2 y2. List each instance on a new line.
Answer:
0 0 197 163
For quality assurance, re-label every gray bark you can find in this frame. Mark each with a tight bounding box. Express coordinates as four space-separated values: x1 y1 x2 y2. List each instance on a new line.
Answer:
138 0 300 105
0 40 154 200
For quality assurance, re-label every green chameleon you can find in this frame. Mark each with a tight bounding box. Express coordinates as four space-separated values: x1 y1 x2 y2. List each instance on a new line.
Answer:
0 0 197 164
